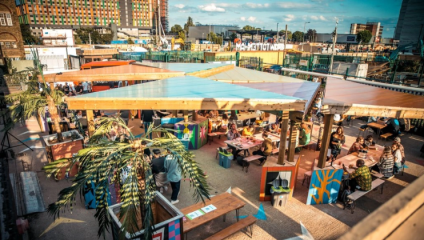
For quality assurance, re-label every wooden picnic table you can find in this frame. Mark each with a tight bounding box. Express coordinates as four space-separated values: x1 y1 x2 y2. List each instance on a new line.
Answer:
330 144 384 173
181 192 245 234
225 138 262 150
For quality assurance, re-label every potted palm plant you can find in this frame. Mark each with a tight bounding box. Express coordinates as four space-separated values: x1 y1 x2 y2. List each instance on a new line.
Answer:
1 51 84 173
45 116 210 240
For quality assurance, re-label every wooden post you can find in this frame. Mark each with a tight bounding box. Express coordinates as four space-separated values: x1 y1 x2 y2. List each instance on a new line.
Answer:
277 111 289 165
317 114 334 168
287 121 298 162
37 113 45 132
86 110 95 137
171 110 178 117
183 110 188 123
192 110 198 121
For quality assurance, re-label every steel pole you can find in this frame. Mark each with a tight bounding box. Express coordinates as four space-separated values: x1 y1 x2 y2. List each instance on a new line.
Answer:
328 21 338 74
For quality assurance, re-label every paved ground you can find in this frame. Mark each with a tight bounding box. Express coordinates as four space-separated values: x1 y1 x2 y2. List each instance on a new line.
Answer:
5 115 424 240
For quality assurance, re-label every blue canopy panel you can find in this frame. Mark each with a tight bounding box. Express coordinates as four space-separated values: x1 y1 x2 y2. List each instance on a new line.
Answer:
139 62 231 74
68 76 307 111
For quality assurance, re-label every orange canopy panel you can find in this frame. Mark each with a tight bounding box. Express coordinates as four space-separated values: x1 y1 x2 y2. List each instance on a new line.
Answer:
42 65 185 82
323 77 424 119
80 60 136 70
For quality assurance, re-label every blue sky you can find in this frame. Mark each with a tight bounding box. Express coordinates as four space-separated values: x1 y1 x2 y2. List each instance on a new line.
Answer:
168 0 402 38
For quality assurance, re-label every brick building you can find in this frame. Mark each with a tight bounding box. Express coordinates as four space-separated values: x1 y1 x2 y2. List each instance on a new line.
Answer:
350 22 383 43
0 0 25 66
14 0 168 38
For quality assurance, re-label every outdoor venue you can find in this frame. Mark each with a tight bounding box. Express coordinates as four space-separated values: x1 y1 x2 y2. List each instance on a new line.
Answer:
2 59 423 240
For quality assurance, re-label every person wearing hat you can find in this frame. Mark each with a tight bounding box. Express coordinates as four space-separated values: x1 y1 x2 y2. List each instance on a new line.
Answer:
393 137 405 163
375 146 395 179
151 149 168 193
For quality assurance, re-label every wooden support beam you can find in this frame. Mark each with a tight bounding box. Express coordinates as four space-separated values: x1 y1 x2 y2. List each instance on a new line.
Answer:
86 110 95 137
186 64 235 78
183 110 188 122
287 121 298 162
317 114 334 168
192 110 198 121
66 98 305 111
321 105 424 120
277 111 289 165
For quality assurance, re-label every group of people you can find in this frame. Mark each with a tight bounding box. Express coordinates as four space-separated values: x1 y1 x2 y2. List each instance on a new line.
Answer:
55 82 92 97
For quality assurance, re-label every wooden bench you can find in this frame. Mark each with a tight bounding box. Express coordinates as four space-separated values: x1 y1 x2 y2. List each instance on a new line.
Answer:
379 133 392 141
244 155 264 163
205 215 257 240
371 171 384 179
344 178 385 214
208 132 227 145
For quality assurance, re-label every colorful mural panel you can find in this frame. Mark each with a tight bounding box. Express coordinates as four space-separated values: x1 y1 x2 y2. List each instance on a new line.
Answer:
306 169 343 205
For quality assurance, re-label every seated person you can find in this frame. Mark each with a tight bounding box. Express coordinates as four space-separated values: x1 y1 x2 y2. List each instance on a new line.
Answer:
218 114 229 132
242 124 255 137
342 159 372 192
93 110 101 118
252 132 273 165
76 110 83 119
266 123 279 133
296 123 311 153
348 136 365 154
227 125 241 140
364 135 375 148
375 146 394 178
382 118 400 137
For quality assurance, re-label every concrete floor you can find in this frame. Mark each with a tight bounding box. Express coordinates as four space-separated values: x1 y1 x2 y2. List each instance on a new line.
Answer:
5 115 424 240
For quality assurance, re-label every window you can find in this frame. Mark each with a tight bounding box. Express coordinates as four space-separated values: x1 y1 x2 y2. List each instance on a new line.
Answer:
0 13 6 26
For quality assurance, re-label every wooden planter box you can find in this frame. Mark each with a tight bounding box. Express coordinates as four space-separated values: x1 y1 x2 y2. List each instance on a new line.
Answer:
108 192 184 240
42 130 84 180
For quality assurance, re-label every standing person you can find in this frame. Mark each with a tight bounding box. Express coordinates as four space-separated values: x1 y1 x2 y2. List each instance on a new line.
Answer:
141 110 157 139
82 81 89 94
328 126 345 161
296 123 311 152
164 149 182 204
252 132 273 165
63 83 70 95
393 137 405 163
392 143 403 174
151 149 168 193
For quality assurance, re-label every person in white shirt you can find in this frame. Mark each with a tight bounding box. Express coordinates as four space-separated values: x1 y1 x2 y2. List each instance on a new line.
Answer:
392 143 403 174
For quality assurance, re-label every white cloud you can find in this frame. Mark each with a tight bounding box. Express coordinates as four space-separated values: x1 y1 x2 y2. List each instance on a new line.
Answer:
240 17 246 21
275 2 313 9
199 4 226 12
310 16 319 20
174 4 185 9
247 16 257 23
319 16 328 21
244 3 269 9
284 14 295 22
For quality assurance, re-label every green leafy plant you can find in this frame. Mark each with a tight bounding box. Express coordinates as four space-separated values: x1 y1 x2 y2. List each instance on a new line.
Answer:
45 117 210 239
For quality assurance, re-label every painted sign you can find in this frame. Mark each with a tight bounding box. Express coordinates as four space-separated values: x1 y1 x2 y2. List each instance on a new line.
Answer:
235 43 293 51
306 169 343 205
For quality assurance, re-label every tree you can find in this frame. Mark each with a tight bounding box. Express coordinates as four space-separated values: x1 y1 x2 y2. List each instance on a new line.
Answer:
20 24 40 45
170 24 183 34
1 50 66 142
45 117 210 240
127 37 135 44
183 17 195 34
177 31 186 41
74 27 113 44
357 30 372 45
292 31 304 42
229 32 237 42
278 30 292 41
305 29 317 42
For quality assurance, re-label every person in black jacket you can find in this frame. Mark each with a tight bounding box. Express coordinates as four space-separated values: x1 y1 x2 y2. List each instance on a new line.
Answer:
141 110 157 139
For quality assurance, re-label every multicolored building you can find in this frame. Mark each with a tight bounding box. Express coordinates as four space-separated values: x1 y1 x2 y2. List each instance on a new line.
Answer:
15 0 168 37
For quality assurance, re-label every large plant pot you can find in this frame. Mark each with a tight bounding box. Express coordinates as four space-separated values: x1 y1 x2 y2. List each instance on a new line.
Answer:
42 130 84 180
108 192 184 240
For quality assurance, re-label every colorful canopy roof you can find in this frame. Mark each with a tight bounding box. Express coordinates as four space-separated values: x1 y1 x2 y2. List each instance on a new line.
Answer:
67 76 307 111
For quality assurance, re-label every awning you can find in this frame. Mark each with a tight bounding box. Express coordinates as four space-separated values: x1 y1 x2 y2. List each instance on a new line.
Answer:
42 64 185 82
66 76 306 111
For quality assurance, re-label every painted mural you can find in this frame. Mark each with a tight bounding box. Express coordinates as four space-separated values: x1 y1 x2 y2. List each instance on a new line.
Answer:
306 169 343 205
